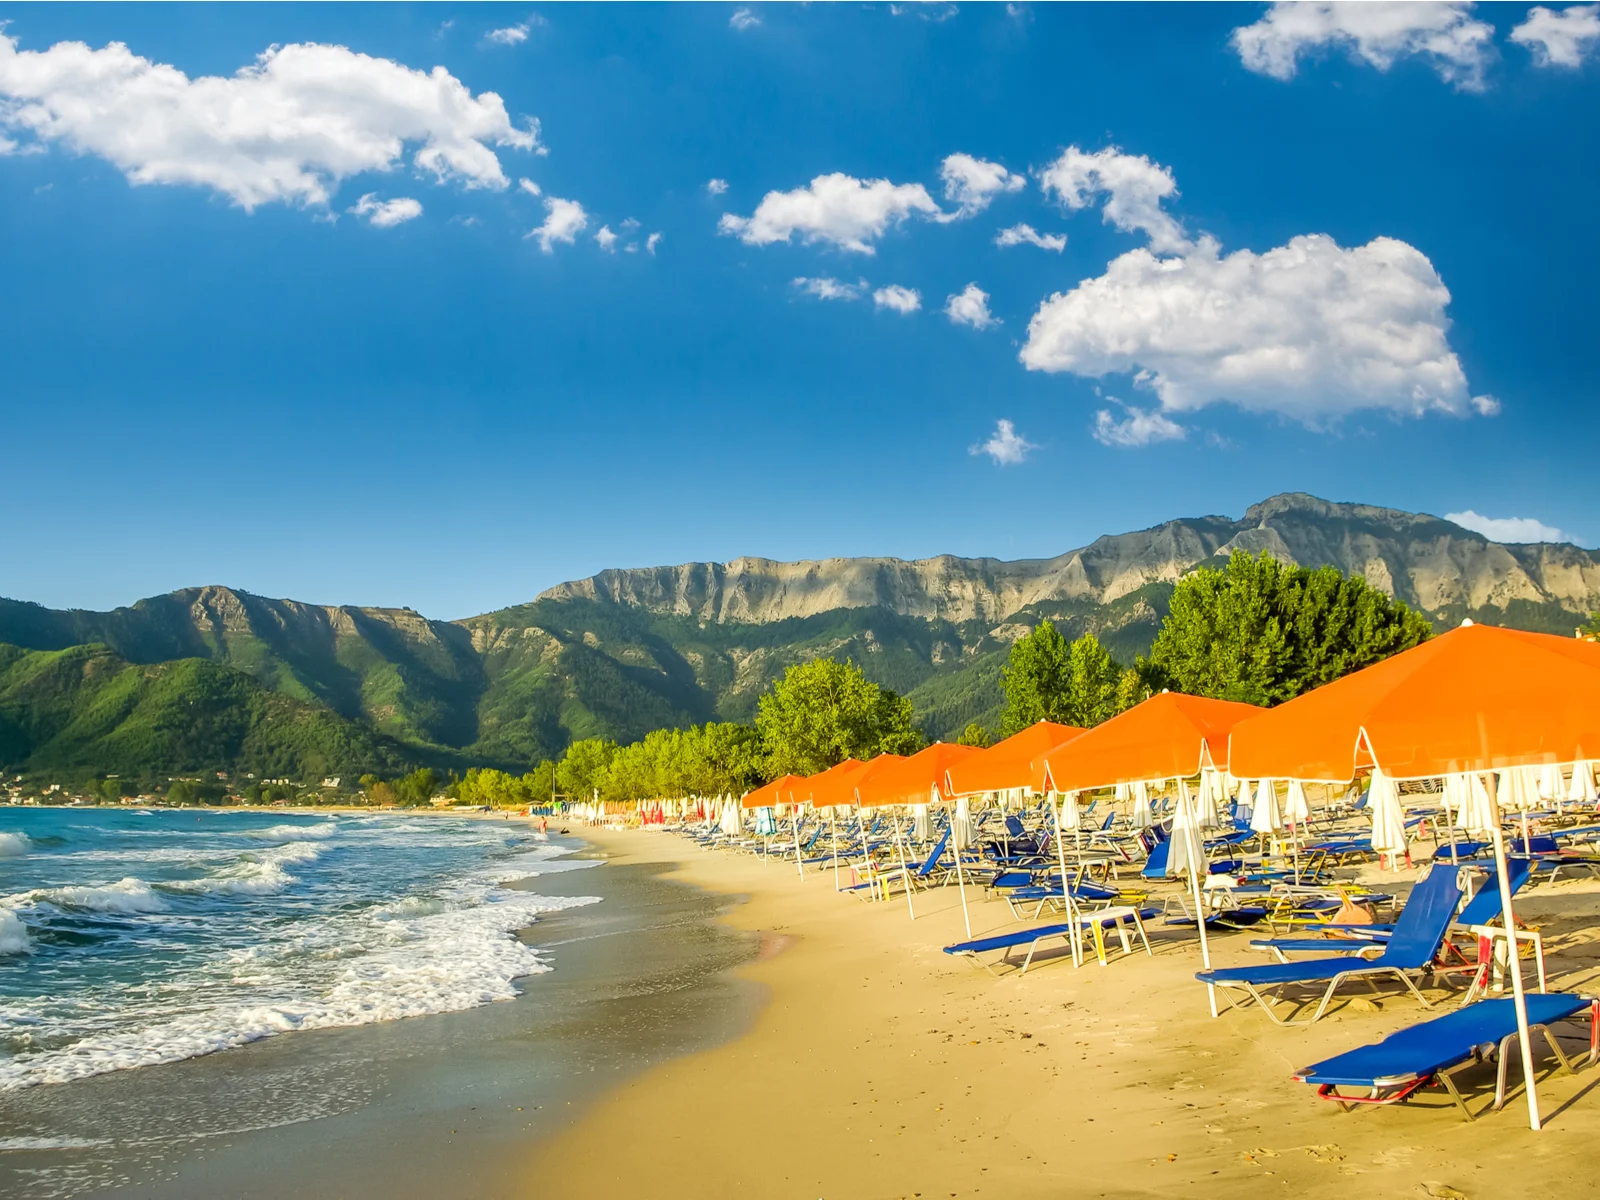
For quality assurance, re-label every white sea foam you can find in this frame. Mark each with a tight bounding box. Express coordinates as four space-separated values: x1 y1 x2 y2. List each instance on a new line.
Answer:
172 860 296 897
0 908 31 955
0 885 598 1089
0 1136 111 1151
0 831 32 857
31 877 169 915
249 822 338 843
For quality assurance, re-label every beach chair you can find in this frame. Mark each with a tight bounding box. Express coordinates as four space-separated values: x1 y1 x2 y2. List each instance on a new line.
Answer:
1196 864 1462 1025
1293 995 1598 1119
873 829 952 897
943 902 1158 975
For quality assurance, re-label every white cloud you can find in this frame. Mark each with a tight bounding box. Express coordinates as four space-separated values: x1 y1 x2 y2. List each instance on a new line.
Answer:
793 276 865 301
939 153 1024 217
529 196 587 252
519 177 542 197
348 193 422 227
890 2 961 21
646 231 662 254
995 223 1066 251
0 34 541 210
1092 404 1186 449
1511 4 1600 67
706 177 729 195
945 283 998 329
730 8 762 31
486 24 530 46
873 284 921 314
1022 233 1489 421
1231 2 1495 91
970 419 1036 465
1445 510 1569 543
1038 145 1187 253
595 224 618 252
719 172 942 254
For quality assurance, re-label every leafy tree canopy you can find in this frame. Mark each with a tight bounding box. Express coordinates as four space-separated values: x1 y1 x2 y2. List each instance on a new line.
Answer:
1000 622 1133 735
956 722 991 748
756 658 924 777
1141 551 1433 706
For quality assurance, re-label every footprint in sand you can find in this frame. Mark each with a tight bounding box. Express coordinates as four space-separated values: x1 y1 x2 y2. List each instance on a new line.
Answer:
1420 1184 1467 1199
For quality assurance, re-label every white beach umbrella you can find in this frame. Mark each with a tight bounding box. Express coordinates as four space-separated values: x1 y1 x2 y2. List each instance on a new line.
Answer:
1249 778 1282 836
953 796 972 850
721 797 741 836
1569 760 1597 805
1283 779 1310 825
1458 771 1499 837
1538 763 1564 804
1130 780 1153 830
912 803 931 842
1368 768 1407 869
1198 769 1226 828
1166 779 1205 880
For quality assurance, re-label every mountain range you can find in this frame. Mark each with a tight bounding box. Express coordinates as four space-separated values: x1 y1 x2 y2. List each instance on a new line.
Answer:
3 493 1595 781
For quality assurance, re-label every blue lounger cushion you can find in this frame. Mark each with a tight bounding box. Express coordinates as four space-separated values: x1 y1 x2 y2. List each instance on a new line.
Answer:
1295 995 1593 1089
944 924 1074 955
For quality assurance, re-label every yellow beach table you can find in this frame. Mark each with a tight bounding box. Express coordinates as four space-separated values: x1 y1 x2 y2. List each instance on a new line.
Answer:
1228 621 1600 1131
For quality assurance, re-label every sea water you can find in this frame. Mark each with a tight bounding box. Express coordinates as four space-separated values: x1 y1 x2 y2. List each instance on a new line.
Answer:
0 807 599 1095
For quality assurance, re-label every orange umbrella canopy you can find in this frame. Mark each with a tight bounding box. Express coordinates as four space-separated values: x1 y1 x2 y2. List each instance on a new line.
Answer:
1229 622 1600 783
854 742 984 807
740 774 807 809
944 721 1085 797
786 758 871 809
1035 692 1263 793
808 754 907 808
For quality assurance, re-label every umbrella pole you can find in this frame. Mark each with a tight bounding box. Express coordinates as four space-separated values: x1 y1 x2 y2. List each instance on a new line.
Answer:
1445 781 1460 865
951 798 971 941
1485 772 1541 1131
792 805 805 881
831 808 841 892
1051 792 1083 967
892 808 916 920
1181 785 1216 1016
856 803 872 899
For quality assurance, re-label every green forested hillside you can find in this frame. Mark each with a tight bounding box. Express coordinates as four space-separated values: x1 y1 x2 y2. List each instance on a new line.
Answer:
0 642 414 780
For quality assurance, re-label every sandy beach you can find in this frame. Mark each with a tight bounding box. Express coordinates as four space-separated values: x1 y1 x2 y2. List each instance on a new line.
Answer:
531 828 1600 1200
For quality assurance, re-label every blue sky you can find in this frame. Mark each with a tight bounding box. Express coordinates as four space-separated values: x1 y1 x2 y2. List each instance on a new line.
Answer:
2 2 1597 619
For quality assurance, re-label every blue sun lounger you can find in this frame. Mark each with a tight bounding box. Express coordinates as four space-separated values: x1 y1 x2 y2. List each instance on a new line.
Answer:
944 907 1160 974
1249 859 1532 962
1196 864 1462 1025
1293 994 1598 1119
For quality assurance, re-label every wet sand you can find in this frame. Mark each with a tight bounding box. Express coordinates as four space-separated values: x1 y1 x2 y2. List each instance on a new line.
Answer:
531 828 1600 1200
1 843 761 1199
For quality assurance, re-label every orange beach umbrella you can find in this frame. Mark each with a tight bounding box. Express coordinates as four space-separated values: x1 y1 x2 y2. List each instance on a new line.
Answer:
855 742 983 807
1229 622 1600 783
944 720 1085 797
790 758 878 809
1035 692 1263 794
740 774 807 809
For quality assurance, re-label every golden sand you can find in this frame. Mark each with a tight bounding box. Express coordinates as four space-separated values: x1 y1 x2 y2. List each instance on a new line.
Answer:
530 828 1600 1199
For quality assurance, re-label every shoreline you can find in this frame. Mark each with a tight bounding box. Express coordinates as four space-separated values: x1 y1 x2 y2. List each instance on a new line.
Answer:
528 827 1600 1199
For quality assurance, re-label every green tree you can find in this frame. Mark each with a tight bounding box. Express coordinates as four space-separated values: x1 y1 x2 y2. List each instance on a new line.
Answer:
558 738 618 799
756 658 924 778
998 619 1073 736
1579 612 1600 641
1142 551 1433 705
392 768 439 807
1065 633 1123 727
956 722 992 748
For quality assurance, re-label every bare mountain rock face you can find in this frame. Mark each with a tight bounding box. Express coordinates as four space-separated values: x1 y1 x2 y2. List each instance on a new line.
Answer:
2 494 1594 773
538 494 1600 629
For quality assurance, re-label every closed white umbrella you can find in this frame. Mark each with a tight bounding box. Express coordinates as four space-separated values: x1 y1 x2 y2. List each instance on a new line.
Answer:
1538 763 1564 804
1369 768 1407 870
953 796 973 850
1130 780 1153 830
721 797 742 836
1060 789 1082 847
1569 760 1597 805
1459 771 1498 836
1283 779 1310 825
1167 779 1204 880
912 803 931 842
1249 778 1282 836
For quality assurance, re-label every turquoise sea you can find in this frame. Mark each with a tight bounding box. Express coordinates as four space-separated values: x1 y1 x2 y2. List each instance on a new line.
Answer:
0 807 598 1095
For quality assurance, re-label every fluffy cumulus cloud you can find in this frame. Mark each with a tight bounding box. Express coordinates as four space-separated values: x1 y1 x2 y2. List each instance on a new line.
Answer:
1445 511 1569 544
970 419 1036 465
1022 233 1488 420
1231 2 1495 91
945 283 998 329
939 153 1024 217
529 197 587 252
348 193 422 227
793 276 865 301
1092 404 1186 448
995 223 1066 252
0 34 541 210
873 284 921 314
486 23 530 46
730 8 762 31
646 231 662 254
1511 4 1600 67
594 224 618 252
706 177 729 195
719 172 941 254
1038 145 1187 253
